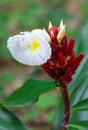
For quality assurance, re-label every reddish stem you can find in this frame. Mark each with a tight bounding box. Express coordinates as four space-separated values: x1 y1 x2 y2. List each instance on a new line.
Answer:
59 85 70 130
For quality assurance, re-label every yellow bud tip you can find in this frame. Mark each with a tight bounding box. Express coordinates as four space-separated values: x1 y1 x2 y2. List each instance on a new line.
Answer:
60 19 66 29
48 21 53 28
57 20 66 43
43 27 46 31
60 19 64 28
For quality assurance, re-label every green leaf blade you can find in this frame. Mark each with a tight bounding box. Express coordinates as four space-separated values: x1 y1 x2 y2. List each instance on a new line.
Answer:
0 107 28 130
4 78 56 107
71 98 88 112
67 121 88 130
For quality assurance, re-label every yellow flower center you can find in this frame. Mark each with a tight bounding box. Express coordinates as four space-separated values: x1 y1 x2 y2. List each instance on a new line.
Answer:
28 39 40 52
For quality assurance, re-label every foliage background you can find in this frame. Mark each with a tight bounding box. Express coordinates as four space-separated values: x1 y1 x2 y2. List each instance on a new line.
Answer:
0 0 88 130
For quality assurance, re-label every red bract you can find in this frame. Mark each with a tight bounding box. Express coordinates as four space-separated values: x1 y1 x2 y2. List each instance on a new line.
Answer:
41 25 84 86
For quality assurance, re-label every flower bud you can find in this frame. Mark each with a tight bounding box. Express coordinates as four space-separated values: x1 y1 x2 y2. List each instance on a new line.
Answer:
57 20 66 43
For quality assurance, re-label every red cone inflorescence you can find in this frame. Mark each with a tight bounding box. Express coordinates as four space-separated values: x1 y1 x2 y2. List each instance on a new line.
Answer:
41 24 84 86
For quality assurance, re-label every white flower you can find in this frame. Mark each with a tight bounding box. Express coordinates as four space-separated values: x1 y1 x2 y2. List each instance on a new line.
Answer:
7 30 51 66
57 20 66 43
31 29 51 43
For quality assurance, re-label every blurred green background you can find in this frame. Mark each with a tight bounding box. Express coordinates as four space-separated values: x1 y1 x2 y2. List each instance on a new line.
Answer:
0 0 88 130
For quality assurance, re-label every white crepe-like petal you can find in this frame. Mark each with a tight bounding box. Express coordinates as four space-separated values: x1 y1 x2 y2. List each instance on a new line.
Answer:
20 31 30 35
31 29 50 43
7 31 52 66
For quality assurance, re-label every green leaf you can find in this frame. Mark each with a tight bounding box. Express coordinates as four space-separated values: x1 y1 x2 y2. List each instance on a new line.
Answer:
0 107 28 130
71 98 88 112
68 54 88 122
69 54 88 105
4 78 56 106
52 97 64 130
67 121 88 130
68 127 80 130
81 23 88 54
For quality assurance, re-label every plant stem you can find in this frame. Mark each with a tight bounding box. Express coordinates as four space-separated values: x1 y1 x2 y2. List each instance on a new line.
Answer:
59 85 70 130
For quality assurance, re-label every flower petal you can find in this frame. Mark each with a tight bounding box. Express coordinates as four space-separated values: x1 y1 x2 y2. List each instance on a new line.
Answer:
31 29 50 43
7 32 52 66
